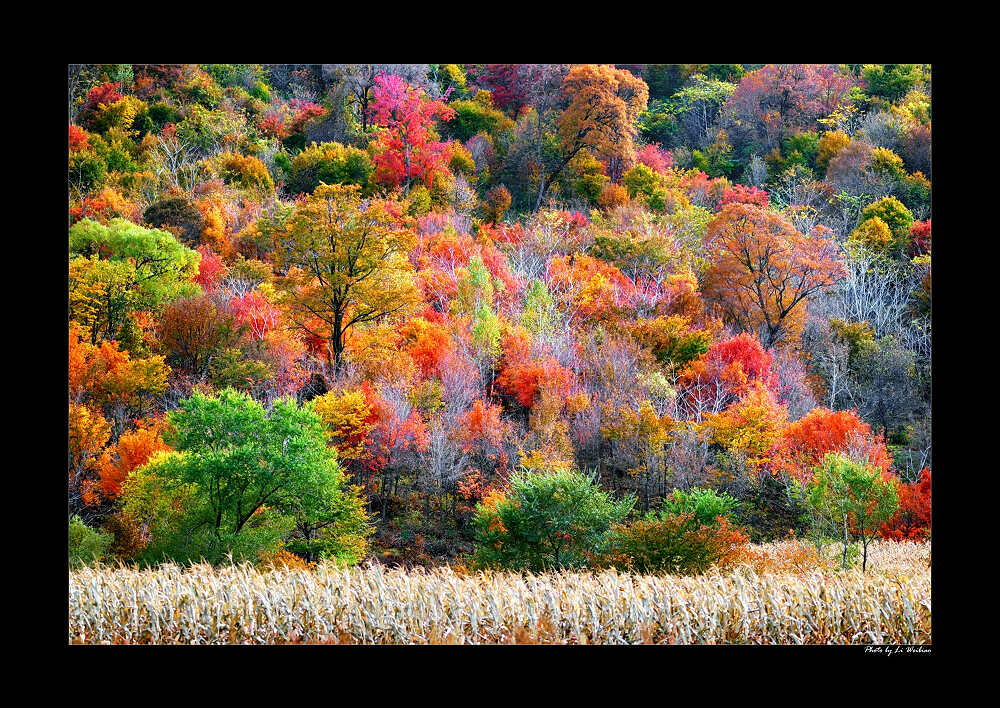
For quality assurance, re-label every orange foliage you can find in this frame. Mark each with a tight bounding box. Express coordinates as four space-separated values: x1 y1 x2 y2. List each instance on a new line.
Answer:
496 330 575 409
97 423 171 500
769 407 892 482
400 317 454 378
459 400 506 451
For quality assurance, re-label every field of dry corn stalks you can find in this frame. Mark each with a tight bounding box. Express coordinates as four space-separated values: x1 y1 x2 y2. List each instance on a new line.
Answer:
69 541 930 645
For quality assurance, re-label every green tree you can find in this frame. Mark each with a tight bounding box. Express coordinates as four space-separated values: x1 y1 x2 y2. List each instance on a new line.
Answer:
69 218 201 344
120 388 371 565
803 453 899 572
472 468 635 572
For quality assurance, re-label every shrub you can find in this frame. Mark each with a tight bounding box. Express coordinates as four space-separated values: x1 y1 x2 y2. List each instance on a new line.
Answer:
660 487 739 527
472 468 635 572
69 515 112 568
860 196 913 255
482 185 511 224
144 197 204 245
597 183 629 209
285 141 373 196
601 513 748 575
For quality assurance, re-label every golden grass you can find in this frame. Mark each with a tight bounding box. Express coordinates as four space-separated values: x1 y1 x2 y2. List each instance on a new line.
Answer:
69 540 930 645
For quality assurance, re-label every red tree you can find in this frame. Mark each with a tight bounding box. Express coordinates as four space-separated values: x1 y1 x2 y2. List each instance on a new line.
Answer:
369 73 456 193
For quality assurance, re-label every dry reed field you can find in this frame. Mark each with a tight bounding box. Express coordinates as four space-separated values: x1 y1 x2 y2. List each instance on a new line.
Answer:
69 541 930 645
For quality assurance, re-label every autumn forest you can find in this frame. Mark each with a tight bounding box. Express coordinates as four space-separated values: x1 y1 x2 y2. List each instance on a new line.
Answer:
67 64 931 644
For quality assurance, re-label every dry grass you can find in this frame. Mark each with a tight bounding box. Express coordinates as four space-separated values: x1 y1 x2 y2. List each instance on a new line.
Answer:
69 541 930 645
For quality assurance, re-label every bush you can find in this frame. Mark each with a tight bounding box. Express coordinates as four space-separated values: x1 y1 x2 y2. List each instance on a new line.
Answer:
733 471 810 543
284 141 373 196
69 515 112 568
471 468 635 572
482 185 511 224
601 513 748 575
144 197 204 245
660 487 739 527
860 196 913 255
597 183 629 209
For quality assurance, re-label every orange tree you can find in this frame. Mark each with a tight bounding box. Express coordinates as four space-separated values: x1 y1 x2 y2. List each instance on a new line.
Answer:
702 203 843 348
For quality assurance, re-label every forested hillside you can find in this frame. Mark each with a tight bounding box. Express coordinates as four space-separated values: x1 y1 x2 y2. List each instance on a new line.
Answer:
68 64 931 573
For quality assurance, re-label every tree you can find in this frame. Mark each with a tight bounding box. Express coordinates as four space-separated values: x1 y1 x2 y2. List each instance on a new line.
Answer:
670 74 736 146
369 73 456 194
325 64 431 134
802 453 899 572
723 64 856 154
70 219 201 345
120 388 371 565
157 295 245 378
879 467 930 541
702 203 843 348
69 515 112 568
472 468 635 572
274 184 420 377
535 64 649 211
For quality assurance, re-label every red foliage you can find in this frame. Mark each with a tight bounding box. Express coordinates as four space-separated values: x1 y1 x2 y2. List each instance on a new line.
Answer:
194 245 226 290
230 291 282 342
400 317 454 378
879 468 931 541
369 73 456 189
362 384 429 473
82 82 123 116
909 219 931 258
458 399 506 451
636 143 674 174
467 64 526 115
718 184 769 209
69 124 90 152
495 330 574 408
288 99 326 133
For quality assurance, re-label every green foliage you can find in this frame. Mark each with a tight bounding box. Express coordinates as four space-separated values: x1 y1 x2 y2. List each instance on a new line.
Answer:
472 303 502 361
284 141 373 195
658 487 738 527
446 91 514 142
861 64 928 103
601 513 742 575
147 101 182 131
120 388 371 566
638 99 678 146
802 453 899 571
69 219 201 342
733 472 810 543
208 348 273 393
521 279 556 338
69 515 113 568
472 468 635 572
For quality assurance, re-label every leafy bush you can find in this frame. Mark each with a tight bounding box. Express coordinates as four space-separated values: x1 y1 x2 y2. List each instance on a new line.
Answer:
69 515 112 568
601 513 748 575
472 468 635 572
660 487 739 527
284 141 372 196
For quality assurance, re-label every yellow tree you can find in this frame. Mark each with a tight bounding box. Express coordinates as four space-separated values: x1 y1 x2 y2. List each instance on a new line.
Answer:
274 184 421 377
